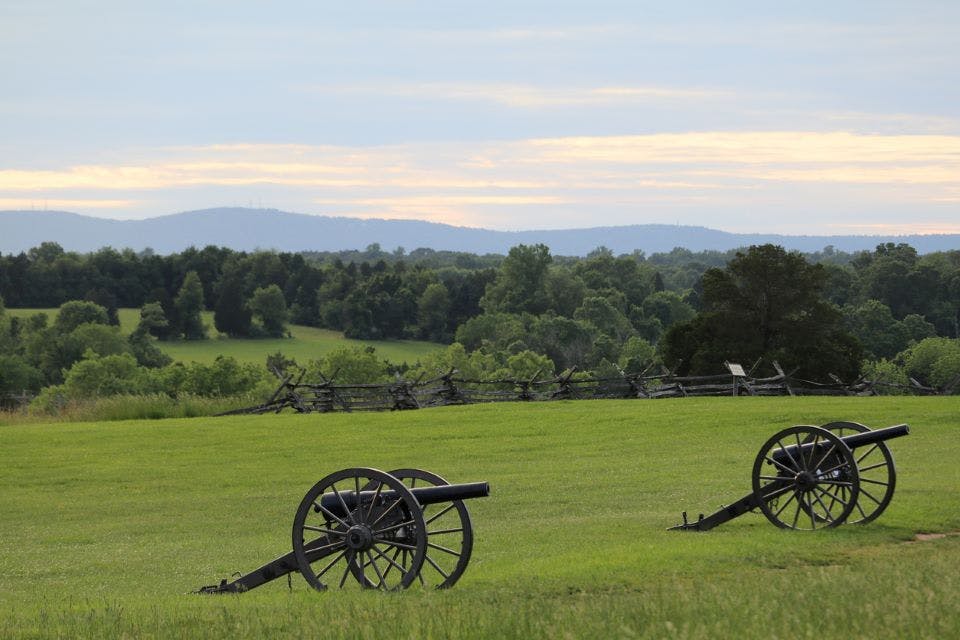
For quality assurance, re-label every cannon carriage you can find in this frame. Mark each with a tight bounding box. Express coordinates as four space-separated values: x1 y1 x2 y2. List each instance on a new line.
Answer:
670 421 908 531
198 467 489 593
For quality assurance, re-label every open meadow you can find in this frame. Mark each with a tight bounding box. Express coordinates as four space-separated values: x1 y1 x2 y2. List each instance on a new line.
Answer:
1 396 958 639
6 308 441 366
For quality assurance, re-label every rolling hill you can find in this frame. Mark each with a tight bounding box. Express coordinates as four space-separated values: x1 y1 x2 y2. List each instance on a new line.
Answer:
2 207 959 255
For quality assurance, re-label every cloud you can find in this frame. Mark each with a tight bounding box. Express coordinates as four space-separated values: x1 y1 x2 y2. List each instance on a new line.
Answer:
2 131 958 230
304 82 728 109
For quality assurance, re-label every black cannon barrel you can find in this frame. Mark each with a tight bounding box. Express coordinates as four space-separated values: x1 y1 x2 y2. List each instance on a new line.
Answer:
409 482 491 504
316 481 490 515
836 423 909 449
773 423 909 464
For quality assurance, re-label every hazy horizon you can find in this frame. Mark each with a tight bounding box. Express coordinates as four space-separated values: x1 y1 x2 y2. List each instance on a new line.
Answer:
7 206 960 242
2 2 958 235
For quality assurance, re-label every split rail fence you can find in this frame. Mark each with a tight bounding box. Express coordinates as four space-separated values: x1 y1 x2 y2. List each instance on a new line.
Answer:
220 361 958 416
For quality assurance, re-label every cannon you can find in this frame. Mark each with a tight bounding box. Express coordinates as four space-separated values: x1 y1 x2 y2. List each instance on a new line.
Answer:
670 421 908 531
197 467 490 592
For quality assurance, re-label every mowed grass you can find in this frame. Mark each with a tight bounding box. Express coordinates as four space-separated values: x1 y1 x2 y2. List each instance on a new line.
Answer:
1 397 959 639
6 308 441 365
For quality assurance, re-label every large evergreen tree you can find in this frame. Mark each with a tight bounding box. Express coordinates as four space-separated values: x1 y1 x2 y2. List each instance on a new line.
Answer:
661 244 862 380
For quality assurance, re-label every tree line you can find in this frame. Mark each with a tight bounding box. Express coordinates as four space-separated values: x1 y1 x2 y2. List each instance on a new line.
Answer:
1 240 959 403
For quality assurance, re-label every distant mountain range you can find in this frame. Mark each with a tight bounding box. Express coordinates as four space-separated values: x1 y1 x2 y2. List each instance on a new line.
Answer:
1 208 958 256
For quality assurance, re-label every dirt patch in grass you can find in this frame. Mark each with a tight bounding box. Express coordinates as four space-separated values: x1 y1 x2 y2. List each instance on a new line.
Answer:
908 530 960 543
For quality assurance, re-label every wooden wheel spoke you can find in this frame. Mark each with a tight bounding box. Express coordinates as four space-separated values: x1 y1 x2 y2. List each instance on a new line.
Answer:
811 487 838 521
373 518 418 537
424 553 451 579
424 503 456 526
773 491 798 518
856 443 880 465
765 455 797 475
427 541 462 557
303 524 345 537
370 498 404 528
858 485 883 506
314 549 347 580
858 461 889 473
365 550 386 588
315 502 350 529
426 527 464 536
331 485 357 525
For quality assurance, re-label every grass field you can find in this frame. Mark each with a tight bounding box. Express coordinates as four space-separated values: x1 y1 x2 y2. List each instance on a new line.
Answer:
5 308 442 365
1 397 958 639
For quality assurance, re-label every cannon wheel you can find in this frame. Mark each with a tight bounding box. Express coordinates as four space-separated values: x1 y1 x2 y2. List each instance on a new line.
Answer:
752 425 861 530
820 421 897 524
292 467 427 591
369 468 474 589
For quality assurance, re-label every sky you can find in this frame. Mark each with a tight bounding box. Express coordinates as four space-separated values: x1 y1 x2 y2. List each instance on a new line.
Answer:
1 1 959 234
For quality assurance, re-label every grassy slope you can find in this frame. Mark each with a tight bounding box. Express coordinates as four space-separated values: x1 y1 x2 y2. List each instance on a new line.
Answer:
6 308 441 365
1 397 958 639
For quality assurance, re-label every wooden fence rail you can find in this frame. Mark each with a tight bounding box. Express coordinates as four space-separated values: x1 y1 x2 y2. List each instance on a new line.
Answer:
219 363 958 416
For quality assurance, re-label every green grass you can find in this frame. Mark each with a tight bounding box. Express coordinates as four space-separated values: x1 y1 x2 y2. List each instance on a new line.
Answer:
6 308 442 365
1 396 958 638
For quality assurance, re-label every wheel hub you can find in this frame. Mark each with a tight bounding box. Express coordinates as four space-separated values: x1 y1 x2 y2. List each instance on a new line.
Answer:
795 470 817 491
345 525 374 551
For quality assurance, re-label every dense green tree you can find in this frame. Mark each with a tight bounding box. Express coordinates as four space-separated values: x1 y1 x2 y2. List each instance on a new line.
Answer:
128 303 173 368
417 283 452 342
640 291 696 330
58 353 146 397
900 337 960 388
544 268 587 317
406 342 498 382
213 275 252 337
661 244 862 380
573 250 654 309
454 312 526 352
27 321 131 384
135 302 170 338
284 259 324 325
54 301 110 334
128 331 173 369
902 314 937 343
175 271 207 339
493 350 555 381
527 315 596 371
843 300 910 360
618 336 657 373
146 287 181 341
438 268 496 332
573 297 635 344
249 284 289 337
0 354 44 394
305 346 391 384
480 244 553 314
84 288 120 325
